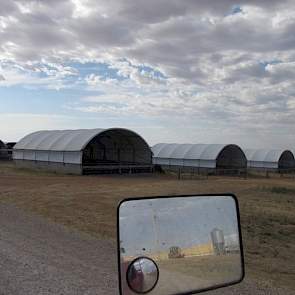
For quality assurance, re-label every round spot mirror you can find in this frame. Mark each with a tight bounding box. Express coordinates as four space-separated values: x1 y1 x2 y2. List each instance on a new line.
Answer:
126 257 159 294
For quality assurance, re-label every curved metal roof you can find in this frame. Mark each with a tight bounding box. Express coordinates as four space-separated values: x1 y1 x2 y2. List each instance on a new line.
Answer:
0 140 6 149
151 143 167 156
152 143 240 160
244 149 294 163
14 128 150 152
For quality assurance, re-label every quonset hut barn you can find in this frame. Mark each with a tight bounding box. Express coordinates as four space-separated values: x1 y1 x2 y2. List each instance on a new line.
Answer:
13 128 153 175
5 142 16 160
244 149 295 171
152 143 247 171
0 140 9 160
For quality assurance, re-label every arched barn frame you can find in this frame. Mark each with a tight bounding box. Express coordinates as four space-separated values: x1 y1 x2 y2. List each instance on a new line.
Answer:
245 149 295 170
0 140 5 148
0 140 9 160
152 143 247 171
216 144 247 169
279 151 295 169
13 128 153 174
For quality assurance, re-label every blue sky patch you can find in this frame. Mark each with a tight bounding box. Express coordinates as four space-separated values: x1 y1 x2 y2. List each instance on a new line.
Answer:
227 5 243 16
68 61 127 81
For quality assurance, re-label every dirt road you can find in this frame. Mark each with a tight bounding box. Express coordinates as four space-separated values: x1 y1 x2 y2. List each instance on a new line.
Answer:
0 203 117 295
0 204 294 295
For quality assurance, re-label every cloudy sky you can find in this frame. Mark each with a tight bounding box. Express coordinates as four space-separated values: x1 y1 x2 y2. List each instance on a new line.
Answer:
1 0 295 148
120 196 239 255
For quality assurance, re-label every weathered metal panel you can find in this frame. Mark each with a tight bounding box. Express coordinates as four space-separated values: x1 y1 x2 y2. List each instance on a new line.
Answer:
48 151 64 163
23 150 36 161
169 158 184 166
63 151 81 164
154 157 170 166
14 160 82 175
183 159 200 167
35 151 49 162
13 150 24 160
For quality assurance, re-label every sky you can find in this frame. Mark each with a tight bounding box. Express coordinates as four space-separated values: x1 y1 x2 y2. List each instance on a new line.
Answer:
119 196 240 256
1 0 295 149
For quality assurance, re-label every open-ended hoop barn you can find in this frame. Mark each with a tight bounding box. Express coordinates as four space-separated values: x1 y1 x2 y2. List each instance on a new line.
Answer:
0 140 9 160
152 143 247 171
13 128 153 174
245 149 295 170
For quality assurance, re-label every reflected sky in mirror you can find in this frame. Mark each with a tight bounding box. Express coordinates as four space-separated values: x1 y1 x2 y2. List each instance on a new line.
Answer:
119 196 240 257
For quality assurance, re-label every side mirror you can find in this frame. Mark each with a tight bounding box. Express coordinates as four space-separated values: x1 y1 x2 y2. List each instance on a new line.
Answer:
117 194 244 295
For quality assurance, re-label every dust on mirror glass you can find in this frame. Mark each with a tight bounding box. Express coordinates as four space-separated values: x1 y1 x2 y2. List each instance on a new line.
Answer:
119 195 243 295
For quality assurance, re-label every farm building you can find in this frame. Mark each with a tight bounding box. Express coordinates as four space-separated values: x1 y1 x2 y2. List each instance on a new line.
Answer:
13 128 153 175
152 143 247 171
244 149 295 170
5 142 16 160
6 142 16 149
0 140 10 160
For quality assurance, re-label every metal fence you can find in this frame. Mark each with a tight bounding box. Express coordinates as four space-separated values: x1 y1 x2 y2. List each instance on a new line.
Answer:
161 166 295 180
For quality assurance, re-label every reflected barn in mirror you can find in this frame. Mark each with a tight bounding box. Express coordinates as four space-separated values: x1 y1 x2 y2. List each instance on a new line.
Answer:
118 195 244 295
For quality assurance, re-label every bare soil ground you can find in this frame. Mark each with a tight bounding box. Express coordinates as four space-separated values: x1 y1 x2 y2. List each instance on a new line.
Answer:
0 162 294 291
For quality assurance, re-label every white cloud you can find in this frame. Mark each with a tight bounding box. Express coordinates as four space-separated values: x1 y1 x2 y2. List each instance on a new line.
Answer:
0 113 79 141
1 0 295 147
265 61 295 82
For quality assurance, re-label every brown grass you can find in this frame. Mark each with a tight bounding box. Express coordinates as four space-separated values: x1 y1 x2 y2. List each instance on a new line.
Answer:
0 162 294 289
158 254 242 283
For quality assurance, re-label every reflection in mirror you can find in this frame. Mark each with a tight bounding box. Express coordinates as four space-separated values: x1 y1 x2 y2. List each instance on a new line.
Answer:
118 195 244 295
127 257 159 294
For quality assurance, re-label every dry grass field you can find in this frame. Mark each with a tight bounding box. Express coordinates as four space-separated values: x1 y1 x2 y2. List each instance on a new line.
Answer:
0 162 294 290
158 254 242 286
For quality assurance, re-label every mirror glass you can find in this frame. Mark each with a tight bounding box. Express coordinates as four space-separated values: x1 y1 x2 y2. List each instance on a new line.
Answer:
127 257 159 293
118 195 244 295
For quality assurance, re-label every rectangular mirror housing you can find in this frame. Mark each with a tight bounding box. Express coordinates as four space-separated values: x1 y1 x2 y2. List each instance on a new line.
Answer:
117 194 244 295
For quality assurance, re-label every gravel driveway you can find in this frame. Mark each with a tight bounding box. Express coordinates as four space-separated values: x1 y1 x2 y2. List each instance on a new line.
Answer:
0 204 293 295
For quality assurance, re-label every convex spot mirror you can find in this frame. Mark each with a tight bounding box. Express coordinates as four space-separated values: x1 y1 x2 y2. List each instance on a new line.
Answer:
117 194 244 295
